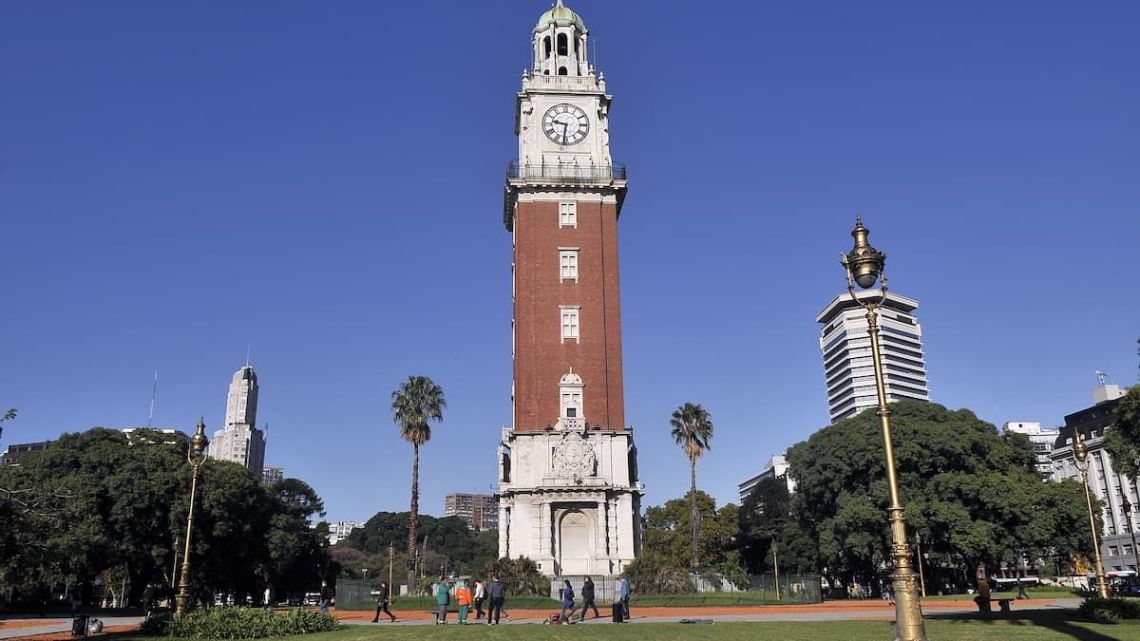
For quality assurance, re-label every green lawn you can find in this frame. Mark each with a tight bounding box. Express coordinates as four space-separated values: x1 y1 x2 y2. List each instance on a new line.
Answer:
109 616 1140 641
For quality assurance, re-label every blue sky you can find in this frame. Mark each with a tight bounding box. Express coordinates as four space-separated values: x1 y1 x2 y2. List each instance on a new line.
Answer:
2 1 1137 522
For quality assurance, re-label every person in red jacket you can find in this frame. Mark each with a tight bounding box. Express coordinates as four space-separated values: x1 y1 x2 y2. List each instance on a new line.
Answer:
454 579 473 625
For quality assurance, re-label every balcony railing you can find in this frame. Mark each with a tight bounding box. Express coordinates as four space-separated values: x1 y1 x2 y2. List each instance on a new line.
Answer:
507 161 627 185
522 73 604 93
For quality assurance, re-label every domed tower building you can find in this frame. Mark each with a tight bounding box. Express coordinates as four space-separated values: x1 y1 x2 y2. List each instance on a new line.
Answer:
498 1 643 583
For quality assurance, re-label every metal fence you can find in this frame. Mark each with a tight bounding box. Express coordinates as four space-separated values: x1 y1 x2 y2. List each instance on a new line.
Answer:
334 579 373 609
551 573 821 604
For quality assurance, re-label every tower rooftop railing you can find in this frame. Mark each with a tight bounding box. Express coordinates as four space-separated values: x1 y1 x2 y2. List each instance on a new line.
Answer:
507 161 627 185
523 73 605 93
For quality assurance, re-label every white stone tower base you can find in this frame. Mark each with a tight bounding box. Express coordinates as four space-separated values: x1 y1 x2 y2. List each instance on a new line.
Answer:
497 426 642 579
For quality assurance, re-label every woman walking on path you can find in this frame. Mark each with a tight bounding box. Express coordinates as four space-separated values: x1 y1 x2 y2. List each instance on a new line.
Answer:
371 582 396 623
559 580 576 624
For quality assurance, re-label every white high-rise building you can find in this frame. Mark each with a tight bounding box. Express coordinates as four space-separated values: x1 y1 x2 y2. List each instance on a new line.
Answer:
738 454 795 501
209 365 266 479
1003 421 1059 479
262 466 285 485
816 290 930 423
326 520 362 546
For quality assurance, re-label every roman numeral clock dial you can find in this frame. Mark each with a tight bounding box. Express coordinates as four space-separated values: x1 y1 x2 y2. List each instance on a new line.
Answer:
542 103 589 145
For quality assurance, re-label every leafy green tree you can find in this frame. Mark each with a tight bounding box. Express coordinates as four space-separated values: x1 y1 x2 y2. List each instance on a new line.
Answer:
339 511 497 580
626 491 742 593
391 375 446 594
480 556 549 595
786 401 1094 590
0 428 330 608
670 402 713 569
263 479 329 599
1105 386 1140 477
0 408 15 442
739 477 790 574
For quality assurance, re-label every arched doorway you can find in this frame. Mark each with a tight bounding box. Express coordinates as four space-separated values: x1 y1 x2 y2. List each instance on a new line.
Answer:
558 510 590 575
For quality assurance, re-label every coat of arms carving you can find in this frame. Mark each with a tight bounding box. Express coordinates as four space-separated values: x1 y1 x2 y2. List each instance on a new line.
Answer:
552 433 597 478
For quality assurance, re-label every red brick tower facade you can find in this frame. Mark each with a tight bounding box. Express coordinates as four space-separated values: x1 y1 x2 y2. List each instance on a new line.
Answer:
509 195 626 432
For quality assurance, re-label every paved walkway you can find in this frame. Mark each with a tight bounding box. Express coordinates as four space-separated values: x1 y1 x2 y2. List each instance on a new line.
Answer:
0 598 1081 638
335 597 1082 625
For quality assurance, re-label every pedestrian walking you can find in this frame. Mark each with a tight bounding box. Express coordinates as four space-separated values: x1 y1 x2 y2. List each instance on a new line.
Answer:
435 577 450 624
576 576 600 621
559 580 575 623
371 582 397 623
619 575 631 620
455 579 472 624
487 575 506 625
473 578 486 620
142 584 156 619
318 581 334 616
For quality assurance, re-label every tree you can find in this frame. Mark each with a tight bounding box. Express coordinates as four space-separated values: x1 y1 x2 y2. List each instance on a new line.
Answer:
786 401 1094 591
390 375 446 594
739 477 790 574
624 491 741 593
0 428 331 608
0 408 15 442
670 402 713 569
339 511 498 582
1105 386 1140 477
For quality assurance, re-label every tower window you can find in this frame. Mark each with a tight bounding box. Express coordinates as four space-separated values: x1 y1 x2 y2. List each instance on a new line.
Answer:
544 36 551 59
559 248 579 282
558 66 568 76
559 201 577 227
560 306 580 343
557 33 568 56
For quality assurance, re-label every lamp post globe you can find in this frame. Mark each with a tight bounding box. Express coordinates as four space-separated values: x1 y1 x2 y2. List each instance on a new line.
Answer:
1073 432 1109 598
175 418 209 616
838 218 927 641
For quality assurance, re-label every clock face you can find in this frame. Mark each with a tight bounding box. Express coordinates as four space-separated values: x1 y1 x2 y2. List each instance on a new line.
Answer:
543 103 589 145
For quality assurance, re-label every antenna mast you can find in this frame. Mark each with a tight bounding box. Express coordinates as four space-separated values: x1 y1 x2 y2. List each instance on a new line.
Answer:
148 370 158 428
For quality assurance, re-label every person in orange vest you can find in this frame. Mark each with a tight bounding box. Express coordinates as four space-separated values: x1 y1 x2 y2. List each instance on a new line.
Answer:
454 578 473 625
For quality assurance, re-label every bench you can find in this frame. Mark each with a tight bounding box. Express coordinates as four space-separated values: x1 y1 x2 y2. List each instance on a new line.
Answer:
974 597 1014 613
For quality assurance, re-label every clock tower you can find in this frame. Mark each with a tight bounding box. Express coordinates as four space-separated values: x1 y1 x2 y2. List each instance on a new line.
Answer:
497 1 642 581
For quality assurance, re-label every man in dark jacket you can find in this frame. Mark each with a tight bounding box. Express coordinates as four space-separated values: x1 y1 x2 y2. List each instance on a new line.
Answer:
576 576 600 621
371 582 396 623
318 581 333 615
487 576 506 625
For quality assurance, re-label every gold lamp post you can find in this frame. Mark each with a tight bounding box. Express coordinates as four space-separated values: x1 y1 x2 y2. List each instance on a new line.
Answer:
175 418 209 616
839 218 928 641
1073 432 1109 598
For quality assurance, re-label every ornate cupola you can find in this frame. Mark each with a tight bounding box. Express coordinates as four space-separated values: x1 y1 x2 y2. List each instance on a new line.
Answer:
532 0 590 77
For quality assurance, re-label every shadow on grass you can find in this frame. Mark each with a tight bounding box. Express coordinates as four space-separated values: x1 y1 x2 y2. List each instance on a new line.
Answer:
926 608 1123 641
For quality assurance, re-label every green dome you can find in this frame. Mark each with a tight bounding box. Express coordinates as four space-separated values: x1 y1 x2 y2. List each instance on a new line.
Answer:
534 0 586 33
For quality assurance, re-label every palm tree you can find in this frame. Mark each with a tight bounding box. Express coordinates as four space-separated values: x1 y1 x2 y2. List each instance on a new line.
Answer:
391 375 446 594
670 402 713 570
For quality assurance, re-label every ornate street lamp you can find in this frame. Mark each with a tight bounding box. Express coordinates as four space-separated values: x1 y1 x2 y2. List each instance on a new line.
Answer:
1073 432 1109 598
839 218 927 641
175 418 209 616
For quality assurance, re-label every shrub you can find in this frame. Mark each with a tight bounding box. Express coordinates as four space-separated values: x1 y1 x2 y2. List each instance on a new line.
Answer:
141 607 340 639
1078 597 1140 623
